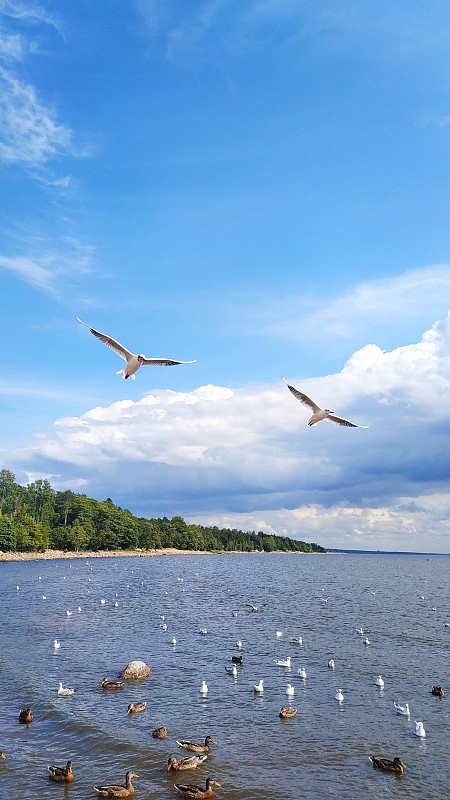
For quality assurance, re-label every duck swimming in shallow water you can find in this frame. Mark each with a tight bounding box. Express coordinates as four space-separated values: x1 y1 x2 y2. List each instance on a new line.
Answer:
279 706 297 718
18 708 32 724
369 756 405 774
94 770 138 797
101 678 123 689
152 726 167 739
48 761 74 782
431 685 444 697
174 778 221 798
127 702 146 715
177 737 216 754
167 755 207 771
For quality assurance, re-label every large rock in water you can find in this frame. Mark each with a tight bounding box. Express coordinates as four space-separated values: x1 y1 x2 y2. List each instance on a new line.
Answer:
120 660 153 679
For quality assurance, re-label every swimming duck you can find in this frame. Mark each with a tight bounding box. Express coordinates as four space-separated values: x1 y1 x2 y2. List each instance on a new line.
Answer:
94 771 139 797
48 761 74 782
369 756 406 774
152 726 167 739
127 702 147 714
101 678 123 689
231 655 243 665
177 737 216 754
58 682 75 697
0 752 6 759
174 778 221 798
431 685 444 697
167 755 207 771
18 708 32 724
279 706 297 718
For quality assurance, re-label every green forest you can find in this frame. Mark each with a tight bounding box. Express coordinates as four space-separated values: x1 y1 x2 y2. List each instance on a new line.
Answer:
0 469 325 554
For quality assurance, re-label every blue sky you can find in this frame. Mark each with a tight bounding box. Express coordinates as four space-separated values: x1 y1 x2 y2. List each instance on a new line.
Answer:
1 0 450 552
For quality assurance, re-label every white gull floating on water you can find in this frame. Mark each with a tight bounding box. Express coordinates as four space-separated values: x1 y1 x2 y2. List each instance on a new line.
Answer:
283 380 368 428
414 720 426 737
57 682 74 697
76 317 196 380
254 680 264 694
394 701 410 716
276 657 291 668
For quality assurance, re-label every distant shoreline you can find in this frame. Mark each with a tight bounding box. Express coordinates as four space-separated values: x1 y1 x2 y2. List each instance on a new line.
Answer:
0 547 326 563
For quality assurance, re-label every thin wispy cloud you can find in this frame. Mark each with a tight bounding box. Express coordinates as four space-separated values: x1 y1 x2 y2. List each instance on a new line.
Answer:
0 237 95 294
0 67 73 166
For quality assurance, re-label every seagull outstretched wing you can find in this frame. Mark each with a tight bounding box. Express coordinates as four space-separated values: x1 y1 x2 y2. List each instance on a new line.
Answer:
139 356 197 366
76 317 133 363
326 414 367 428
282 380 320 412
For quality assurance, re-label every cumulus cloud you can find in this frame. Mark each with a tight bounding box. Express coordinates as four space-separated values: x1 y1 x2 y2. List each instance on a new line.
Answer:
6 314 450 552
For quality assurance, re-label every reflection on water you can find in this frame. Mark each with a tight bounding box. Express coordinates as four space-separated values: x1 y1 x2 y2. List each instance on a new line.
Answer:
0 553 449 799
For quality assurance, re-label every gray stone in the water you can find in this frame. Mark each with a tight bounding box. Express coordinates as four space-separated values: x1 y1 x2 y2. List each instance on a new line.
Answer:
120 660 152 679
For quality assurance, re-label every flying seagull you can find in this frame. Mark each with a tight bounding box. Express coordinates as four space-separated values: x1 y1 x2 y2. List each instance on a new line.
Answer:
283 379 368 428
76 317 196 379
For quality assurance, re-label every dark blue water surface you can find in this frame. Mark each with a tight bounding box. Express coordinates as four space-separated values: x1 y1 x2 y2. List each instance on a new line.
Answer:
0 553 449 799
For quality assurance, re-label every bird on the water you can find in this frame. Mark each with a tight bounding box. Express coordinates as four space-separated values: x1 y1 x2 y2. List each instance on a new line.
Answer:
152 726 167 739
393 701 410 716
58 682 74 697
176 737 216 754
414 720 426 737
48 761 74 782
431 685 444 697
254 679 264 693
283 380 368 427
279 706 297 718
375 675 384 688
18 708 32 724
101 678 123 689
173 777 221 798
127 702 146 714
369 756 406 774
94 770 138 797
167 755 208 771
76 317 195 380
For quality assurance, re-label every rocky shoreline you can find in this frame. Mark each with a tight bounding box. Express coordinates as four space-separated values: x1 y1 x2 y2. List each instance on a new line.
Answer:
0 547 212 563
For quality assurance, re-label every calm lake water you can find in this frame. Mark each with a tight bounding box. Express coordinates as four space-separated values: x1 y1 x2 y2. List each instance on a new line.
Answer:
0 553 449 800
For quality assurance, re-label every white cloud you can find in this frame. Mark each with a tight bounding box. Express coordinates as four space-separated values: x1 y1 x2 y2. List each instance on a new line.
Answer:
246 265 450 342
6 313 450 552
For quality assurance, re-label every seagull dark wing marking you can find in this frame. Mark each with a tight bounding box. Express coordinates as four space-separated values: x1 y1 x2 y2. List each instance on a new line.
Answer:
326 414 368 428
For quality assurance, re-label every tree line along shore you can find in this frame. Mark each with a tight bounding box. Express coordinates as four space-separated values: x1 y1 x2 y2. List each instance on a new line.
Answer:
0 469 325 555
